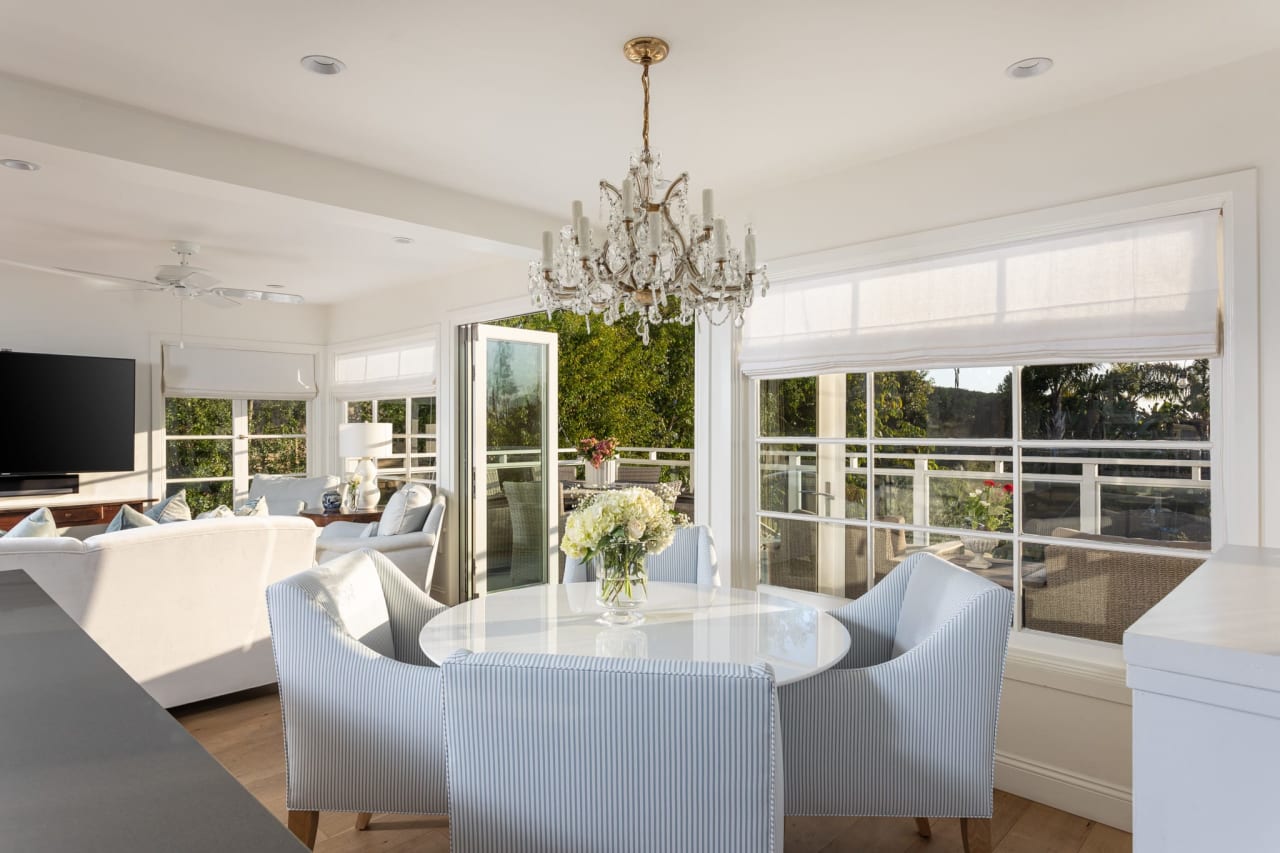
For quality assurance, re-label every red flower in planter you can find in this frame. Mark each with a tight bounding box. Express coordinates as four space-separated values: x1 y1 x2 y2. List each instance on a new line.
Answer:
1003 483 1014 494
983 479 996 488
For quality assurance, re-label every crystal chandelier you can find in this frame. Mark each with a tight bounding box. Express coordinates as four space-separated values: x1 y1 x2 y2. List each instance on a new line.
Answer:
530 36 767 343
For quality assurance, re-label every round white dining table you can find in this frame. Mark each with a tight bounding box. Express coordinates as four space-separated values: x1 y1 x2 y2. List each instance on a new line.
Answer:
419 582 851 685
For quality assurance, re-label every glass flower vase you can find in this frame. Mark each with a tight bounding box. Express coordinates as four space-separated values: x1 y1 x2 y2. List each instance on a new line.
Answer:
596 544 648 626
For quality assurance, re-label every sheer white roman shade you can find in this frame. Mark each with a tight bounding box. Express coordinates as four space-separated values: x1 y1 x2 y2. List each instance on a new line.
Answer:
332 339 437 395
163 345 318 400
740 210 1222 378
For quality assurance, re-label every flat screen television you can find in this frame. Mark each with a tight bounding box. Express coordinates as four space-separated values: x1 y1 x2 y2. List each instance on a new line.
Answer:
0 351 136 478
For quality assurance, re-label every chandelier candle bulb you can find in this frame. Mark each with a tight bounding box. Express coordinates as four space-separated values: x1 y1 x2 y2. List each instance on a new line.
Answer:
648 211 662 253
541 231 554 271
622 178 636 217
713 218 728 260
572 200 583 224
745 229 757 270
702 189 715 224
577 216 591 258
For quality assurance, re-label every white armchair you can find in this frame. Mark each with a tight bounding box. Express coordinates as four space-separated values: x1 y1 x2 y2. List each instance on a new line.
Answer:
442 650 782 852
265 549 449 849
562 523 720 586
316 495 445 591
778 552 1014 853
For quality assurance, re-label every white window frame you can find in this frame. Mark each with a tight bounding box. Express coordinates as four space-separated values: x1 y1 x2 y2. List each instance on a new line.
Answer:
740 170 1259 682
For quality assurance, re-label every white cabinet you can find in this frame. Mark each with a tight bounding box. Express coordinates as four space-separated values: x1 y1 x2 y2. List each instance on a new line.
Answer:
1124 545 1280 853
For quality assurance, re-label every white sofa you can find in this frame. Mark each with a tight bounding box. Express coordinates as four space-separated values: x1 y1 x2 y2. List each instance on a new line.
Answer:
249 473 342 514
0 516 319 707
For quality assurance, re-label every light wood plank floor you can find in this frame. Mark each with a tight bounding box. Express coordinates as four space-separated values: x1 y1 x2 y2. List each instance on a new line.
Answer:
175 688 1131 853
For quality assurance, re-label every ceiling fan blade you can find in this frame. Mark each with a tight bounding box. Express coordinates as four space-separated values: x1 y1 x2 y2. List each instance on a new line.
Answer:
213 287 305 305
198 290 240 309
55 267 162 288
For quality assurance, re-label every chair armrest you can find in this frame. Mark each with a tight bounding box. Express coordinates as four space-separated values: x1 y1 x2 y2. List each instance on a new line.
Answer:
317 531 433 555
317 520 374 539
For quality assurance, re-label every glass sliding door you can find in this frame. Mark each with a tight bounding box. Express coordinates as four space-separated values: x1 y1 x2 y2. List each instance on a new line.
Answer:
464 324 559 598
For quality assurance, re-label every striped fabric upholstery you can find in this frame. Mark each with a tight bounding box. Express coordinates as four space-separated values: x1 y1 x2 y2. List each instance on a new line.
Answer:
780 552 1013 818
442 651 782 853
266 549 450 815
562 523 721 586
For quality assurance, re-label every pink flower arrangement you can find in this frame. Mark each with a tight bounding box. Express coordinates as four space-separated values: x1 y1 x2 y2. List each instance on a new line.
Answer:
578 436 618 469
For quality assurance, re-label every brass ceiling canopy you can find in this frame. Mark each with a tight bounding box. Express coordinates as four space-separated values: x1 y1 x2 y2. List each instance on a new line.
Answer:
623 37 669 65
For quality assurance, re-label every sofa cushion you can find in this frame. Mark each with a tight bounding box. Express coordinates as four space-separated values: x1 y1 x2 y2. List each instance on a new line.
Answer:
2 507 58 538
381 482 432 535
249 474 341 515
235 497 270 517
149 490 192 524
117 505 159 531
196 504 235 519
307 553 395 657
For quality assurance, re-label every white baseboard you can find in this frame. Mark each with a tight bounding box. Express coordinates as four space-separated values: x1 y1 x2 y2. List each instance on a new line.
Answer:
995 750 1132 832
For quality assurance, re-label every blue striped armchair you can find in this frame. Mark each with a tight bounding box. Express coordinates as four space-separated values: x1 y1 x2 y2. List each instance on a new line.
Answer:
442 651 782 852
779 552 1013 853
266 549 450 849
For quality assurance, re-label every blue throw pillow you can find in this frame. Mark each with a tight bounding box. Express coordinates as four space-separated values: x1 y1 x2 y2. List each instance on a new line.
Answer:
2 507 58 538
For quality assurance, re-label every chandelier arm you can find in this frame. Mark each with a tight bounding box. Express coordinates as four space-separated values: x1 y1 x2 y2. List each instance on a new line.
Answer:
659 172 689 209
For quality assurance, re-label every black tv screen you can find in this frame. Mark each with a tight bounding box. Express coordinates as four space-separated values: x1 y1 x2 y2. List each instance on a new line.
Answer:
0 351 136 475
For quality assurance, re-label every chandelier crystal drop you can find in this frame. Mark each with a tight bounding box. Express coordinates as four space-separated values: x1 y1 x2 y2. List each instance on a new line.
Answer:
530 36 767 343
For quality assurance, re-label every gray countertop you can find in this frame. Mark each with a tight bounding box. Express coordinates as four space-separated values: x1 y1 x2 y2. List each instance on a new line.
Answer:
0 570 304 852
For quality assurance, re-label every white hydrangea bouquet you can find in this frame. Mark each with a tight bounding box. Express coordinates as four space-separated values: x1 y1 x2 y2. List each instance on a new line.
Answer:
562 486 686 624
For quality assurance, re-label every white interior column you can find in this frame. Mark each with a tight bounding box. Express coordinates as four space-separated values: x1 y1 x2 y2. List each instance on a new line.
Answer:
815 373 846 595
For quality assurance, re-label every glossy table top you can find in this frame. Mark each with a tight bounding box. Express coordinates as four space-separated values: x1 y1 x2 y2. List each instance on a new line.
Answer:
0 570 304 852
420 582 851 685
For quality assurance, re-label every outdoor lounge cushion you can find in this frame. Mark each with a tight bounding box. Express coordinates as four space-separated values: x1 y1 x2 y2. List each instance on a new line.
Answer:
2 507 57 538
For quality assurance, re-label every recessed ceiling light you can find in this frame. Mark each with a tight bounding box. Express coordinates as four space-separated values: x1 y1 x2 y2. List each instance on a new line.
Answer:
300 54 346 75
392 236 415 245
1006 57 1053 79
0 159 40 171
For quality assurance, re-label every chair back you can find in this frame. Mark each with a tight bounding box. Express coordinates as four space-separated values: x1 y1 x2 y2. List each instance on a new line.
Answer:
421 495 447 589
893 554 1010 657
616 463 661 484
563 524 720 587
443 651 781 853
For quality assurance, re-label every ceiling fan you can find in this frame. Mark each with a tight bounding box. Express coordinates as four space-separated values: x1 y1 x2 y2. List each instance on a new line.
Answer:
3 241 305 306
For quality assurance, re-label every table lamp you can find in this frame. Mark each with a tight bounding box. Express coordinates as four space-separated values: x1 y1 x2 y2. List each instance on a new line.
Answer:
338 422 393 511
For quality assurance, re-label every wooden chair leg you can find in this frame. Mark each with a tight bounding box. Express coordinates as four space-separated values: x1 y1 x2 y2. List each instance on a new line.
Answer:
914 817 932 838
355 812 373 831
960 817 992 853
287 810 319 850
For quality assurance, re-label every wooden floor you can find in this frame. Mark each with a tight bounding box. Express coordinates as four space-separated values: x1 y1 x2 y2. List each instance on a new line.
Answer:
175 688 1131 853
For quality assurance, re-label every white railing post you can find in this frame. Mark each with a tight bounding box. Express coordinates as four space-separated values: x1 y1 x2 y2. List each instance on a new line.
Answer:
913 456 929 545
1080 462 1100 534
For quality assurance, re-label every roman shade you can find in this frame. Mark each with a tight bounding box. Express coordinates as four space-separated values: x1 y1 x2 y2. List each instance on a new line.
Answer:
740 210 1222 378
163 345 318 400
332 339 436 394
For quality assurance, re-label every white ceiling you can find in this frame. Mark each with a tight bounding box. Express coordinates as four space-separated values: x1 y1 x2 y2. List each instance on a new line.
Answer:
0 0 1278 304
0 135 503 303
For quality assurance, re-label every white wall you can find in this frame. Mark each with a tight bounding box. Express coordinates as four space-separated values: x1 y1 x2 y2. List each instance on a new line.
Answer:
0 269 329 511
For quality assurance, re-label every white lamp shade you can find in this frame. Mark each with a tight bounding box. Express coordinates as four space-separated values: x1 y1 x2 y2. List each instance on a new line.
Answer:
338 422 393 458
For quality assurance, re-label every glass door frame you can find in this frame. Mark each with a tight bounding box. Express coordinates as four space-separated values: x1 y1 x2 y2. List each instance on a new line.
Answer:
460 323 559 599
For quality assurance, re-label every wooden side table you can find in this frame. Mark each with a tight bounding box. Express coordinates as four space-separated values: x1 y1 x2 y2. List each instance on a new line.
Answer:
299 508 383 528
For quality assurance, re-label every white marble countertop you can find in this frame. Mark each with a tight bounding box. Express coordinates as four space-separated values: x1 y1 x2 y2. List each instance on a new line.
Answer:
1124 545 1280 694
420 582 851 685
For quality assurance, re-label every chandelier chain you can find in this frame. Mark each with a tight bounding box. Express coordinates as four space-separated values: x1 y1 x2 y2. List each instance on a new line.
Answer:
641 61 651 153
